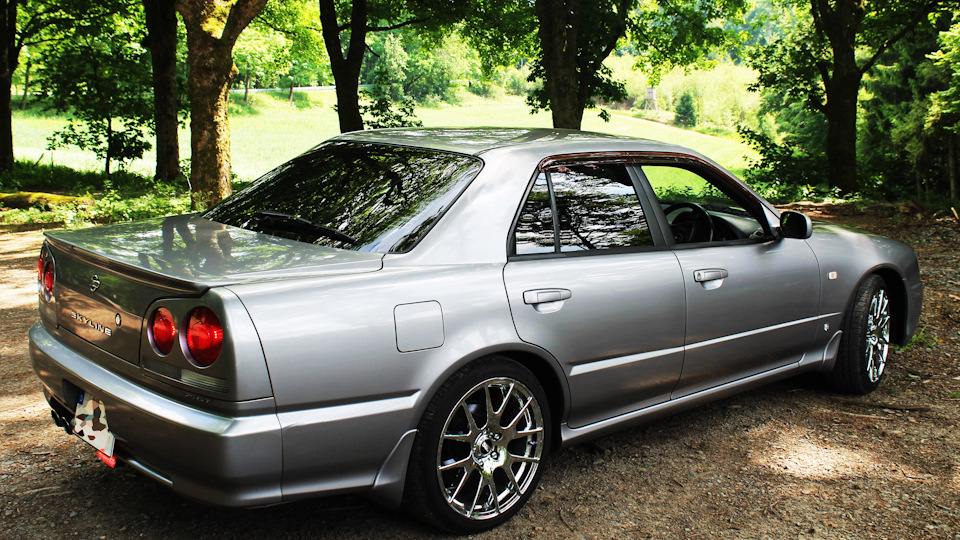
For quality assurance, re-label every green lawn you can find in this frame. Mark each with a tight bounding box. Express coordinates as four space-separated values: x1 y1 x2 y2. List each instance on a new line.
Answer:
11 91 757 182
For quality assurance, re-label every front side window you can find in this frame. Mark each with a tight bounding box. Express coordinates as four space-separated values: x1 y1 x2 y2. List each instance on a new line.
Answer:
205 142 483 253
512 163 653 255
642 165 769 244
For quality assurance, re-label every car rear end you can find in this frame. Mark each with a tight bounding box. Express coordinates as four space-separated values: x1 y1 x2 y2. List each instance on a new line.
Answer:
31 227 284 506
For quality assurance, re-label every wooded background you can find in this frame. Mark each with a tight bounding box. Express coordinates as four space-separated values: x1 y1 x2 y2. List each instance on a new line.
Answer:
2 0 959 211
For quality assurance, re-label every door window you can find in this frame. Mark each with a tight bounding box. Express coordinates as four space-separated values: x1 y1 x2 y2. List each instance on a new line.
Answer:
515 174 555 255
513 164 653 255
641 165 769 244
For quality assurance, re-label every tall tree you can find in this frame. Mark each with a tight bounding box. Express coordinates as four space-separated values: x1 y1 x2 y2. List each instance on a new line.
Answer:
466 0 746 130
318 0 459 133
143 0 182 183
0 0 74 171
752 0 955 193
174 0 268 208
532 0 630 129
2 0 132 172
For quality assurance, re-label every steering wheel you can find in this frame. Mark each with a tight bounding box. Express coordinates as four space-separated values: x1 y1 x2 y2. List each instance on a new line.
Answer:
664 202 714 243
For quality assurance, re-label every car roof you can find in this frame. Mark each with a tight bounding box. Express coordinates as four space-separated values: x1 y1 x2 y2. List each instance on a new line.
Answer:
331 127 694 157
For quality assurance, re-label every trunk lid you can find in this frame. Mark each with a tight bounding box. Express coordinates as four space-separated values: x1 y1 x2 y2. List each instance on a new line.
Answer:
45 215 383 364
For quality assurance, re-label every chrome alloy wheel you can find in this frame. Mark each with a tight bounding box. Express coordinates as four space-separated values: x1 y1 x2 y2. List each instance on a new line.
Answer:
865 287 891 383
435 377 545 521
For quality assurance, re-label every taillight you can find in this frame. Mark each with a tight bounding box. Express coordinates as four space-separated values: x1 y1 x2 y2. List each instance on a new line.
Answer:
185 307 223 367
37 252 44 282
43 262 54 294
149 307 177 355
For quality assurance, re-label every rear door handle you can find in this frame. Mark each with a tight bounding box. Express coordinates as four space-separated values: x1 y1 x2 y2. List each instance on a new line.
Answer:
523 288 572 305
694 268 728 282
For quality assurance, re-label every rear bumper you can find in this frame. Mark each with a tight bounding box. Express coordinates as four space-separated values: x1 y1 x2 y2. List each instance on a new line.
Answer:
29 322 284 507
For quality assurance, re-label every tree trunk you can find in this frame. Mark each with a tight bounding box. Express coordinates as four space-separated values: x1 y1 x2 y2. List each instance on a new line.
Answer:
823 62 861 194
105 117 113 177
182 29 235 208
175 0 268 209
949 131 957 201
143 0 181 184
18 56 29 110
535 0 583 129
288 81 294 102
319 0 367 133
814 0 864 194
0 0 18 171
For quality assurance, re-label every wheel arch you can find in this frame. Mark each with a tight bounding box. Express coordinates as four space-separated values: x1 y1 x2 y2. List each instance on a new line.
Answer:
412 344 569 454
872 266 909 346
494 349 568 451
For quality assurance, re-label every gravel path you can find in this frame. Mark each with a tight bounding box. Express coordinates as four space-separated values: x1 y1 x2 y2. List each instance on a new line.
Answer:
1 206 958 539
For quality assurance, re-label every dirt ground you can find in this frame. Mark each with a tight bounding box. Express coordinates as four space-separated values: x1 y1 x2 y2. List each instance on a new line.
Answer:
1 203 958 539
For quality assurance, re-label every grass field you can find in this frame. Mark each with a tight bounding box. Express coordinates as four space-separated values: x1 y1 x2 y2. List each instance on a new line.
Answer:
11 90 757 182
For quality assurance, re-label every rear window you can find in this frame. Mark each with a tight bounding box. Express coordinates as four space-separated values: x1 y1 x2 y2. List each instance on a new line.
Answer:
205 142 483 253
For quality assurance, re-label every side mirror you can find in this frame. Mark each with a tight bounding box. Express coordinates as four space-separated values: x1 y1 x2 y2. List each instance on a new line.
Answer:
779 210 812 239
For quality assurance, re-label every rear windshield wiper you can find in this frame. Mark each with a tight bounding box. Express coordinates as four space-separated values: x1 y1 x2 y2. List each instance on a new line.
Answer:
254 210 358 246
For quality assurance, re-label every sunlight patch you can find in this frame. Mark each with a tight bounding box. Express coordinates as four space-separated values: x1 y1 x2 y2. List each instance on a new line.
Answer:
751 430 880 479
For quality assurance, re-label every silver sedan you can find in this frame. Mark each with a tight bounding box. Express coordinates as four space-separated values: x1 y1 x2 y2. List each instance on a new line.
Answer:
30 128 922 533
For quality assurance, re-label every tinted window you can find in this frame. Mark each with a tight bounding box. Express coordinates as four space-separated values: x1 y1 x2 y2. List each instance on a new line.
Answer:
551 164 652 251
205 142 482 253
515 174 555 255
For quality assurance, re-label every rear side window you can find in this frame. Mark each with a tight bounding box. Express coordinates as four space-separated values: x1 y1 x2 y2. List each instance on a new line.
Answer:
514 174 555 254
513 163 653 255
205 142 482 253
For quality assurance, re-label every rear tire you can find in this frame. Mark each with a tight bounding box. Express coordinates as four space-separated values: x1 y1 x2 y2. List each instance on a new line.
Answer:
828 275 891 394
403 356 551 533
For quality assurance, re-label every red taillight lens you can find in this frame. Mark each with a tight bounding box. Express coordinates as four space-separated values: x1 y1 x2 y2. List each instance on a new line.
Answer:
43 262 54 294
37 253 44 282
185 307 223 367
150 307 177 355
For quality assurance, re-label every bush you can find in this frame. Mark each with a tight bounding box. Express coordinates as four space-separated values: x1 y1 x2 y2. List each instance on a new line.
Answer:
675 93 697 127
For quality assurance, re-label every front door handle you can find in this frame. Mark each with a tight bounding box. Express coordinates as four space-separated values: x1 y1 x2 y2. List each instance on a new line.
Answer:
694 269 728 282
523 288 572 305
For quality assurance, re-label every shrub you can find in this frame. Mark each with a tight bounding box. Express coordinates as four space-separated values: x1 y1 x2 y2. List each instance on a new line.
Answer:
675 93 697 127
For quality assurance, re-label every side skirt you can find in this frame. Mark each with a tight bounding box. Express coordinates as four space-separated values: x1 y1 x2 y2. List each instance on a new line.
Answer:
560 362 809 448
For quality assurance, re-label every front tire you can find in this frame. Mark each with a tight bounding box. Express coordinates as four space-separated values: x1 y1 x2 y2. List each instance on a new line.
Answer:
828 275 891 394
403 357 551 533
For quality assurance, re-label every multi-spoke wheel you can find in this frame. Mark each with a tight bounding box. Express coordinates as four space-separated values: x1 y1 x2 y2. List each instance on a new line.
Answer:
404 357 551 533
828 275 892 394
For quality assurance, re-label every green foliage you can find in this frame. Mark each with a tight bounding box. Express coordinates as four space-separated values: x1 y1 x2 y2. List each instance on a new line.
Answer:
1 188 191 228
91 186 191 223
38 4 154 176
898 325 936 352
674 93 697 126
1 160 108 193
858 20 952 201
360 37 424 128
239 0 329 90
361 31 480 105
0 161 190 228
631 0 750 84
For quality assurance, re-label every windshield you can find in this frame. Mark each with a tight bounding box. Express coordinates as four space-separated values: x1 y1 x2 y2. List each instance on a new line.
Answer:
205 141 483 253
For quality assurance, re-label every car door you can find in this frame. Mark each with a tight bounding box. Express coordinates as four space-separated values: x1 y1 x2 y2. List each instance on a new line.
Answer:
638 163 821 398
502 162 686 428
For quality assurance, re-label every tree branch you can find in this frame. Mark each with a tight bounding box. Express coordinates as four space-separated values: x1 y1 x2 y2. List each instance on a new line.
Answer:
254 14 297 37
366 17 429 32
222 0 270 46
859 2 939 75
